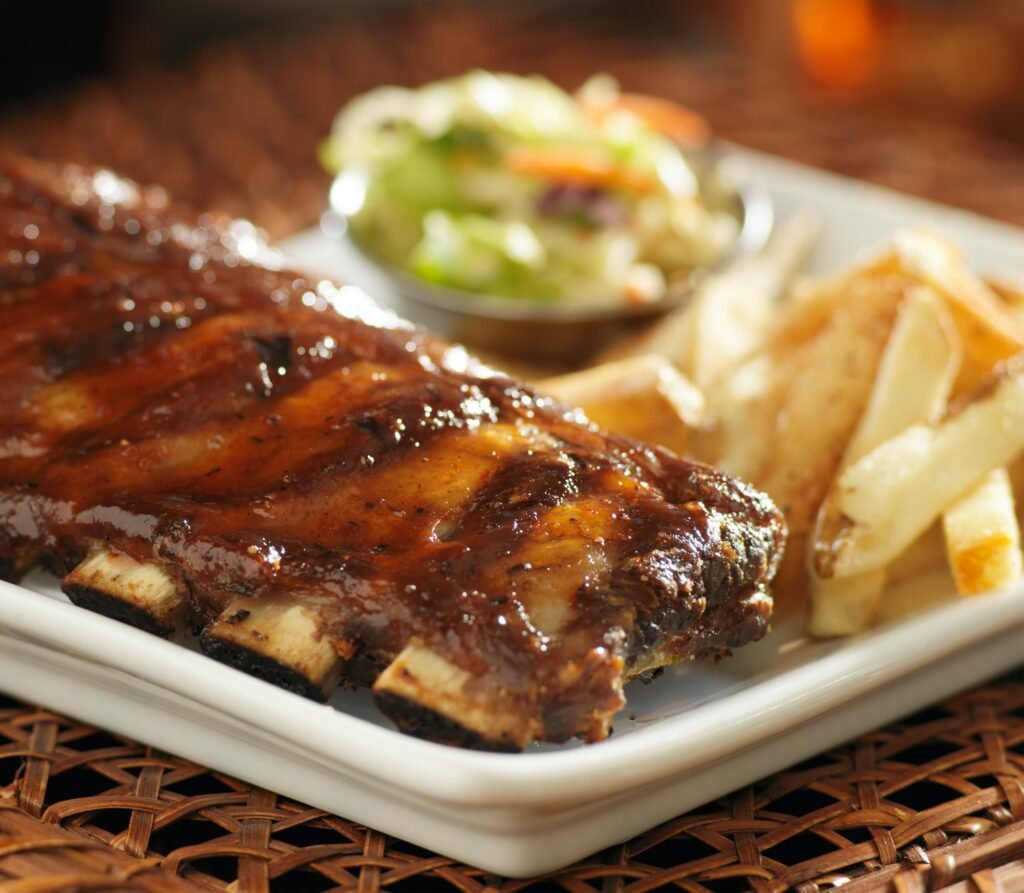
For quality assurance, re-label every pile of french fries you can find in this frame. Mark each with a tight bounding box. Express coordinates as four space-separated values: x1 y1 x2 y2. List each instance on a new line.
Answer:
540 219 1024 636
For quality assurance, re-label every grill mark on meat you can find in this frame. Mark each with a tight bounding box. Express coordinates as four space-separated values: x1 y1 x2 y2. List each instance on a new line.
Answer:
444 450 584 540
0 158 786 749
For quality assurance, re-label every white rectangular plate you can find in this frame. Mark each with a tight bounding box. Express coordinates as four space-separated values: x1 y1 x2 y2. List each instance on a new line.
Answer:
3 149 1024 878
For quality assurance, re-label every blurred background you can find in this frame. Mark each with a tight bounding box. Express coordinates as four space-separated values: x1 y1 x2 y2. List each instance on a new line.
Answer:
3 0 1024 237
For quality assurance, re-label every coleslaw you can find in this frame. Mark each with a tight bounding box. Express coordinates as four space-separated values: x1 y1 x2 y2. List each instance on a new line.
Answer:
321 72 739 307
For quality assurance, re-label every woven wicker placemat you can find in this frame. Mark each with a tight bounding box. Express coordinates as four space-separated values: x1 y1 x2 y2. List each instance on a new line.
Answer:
5 680 1024 892
3 3 1024 890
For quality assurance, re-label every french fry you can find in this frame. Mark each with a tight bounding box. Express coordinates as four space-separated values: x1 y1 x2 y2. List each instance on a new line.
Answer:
942 468 1023 596
701 354 783 480
707 232 904 483
595 208 819 378
877 524 957 623
539 355 704 456
815 354 1024 581
769 252 898 357
594 284 697 367
840 286 960 464
586 223 1024 632
889 229 1024 392
682 207 821 391
756 275 903 613
774 230 1024 396
987 276 1024 319
808 287 960 635
806 570 886 638
1011 455 1024 523
887 523 947 585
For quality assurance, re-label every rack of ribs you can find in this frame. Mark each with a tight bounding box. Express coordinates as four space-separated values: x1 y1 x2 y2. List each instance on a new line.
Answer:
0 158 785 750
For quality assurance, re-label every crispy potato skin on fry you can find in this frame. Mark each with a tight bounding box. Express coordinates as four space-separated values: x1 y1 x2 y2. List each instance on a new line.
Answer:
807 569 886 637
754 277 902 614
951 535 1017 592
765 232 1024 627
814 354 1024 584
942 468 1023 596
807 287 960 634
539 355 705 457
889 230 1024 394
839 286 960 465
592 221 1024 633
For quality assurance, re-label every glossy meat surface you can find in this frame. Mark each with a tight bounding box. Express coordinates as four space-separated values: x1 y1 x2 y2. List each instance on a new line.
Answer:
0 158 785 748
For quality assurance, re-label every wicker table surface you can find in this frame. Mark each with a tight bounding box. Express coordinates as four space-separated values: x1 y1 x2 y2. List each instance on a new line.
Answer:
3 4 1024 891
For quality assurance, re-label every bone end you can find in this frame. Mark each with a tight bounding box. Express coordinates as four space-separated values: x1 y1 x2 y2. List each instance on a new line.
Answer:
373 644 538 752
200 597 343 701
62 551 184 637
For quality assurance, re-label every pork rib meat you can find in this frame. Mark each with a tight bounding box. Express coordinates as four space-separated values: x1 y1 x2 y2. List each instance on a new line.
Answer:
0 159 785 749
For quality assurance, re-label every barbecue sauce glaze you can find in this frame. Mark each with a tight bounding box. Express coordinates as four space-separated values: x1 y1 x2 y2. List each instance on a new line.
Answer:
0 159 785 746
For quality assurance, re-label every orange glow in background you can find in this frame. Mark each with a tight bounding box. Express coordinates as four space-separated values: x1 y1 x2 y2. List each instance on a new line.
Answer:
793 0 882 90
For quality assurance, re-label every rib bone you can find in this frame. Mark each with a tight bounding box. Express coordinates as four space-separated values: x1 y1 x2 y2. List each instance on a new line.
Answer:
61 550 185 636
200 597 343 700
372 643 541 751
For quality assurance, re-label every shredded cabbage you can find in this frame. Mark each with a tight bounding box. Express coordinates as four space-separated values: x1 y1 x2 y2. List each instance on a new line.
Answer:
321 72 737 305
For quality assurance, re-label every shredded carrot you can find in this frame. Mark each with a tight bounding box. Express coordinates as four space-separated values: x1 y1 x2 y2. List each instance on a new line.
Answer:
580 92 711 148
503 146 656 193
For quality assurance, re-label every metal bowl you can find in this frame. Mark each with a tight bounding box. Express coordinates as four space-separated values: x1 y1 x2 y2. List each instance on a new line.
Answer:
321 147 773 366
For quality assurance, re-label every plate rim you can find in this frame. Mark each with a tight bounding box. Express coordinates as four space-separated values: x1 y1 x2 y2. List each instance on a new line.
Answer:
5 147 1024 874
